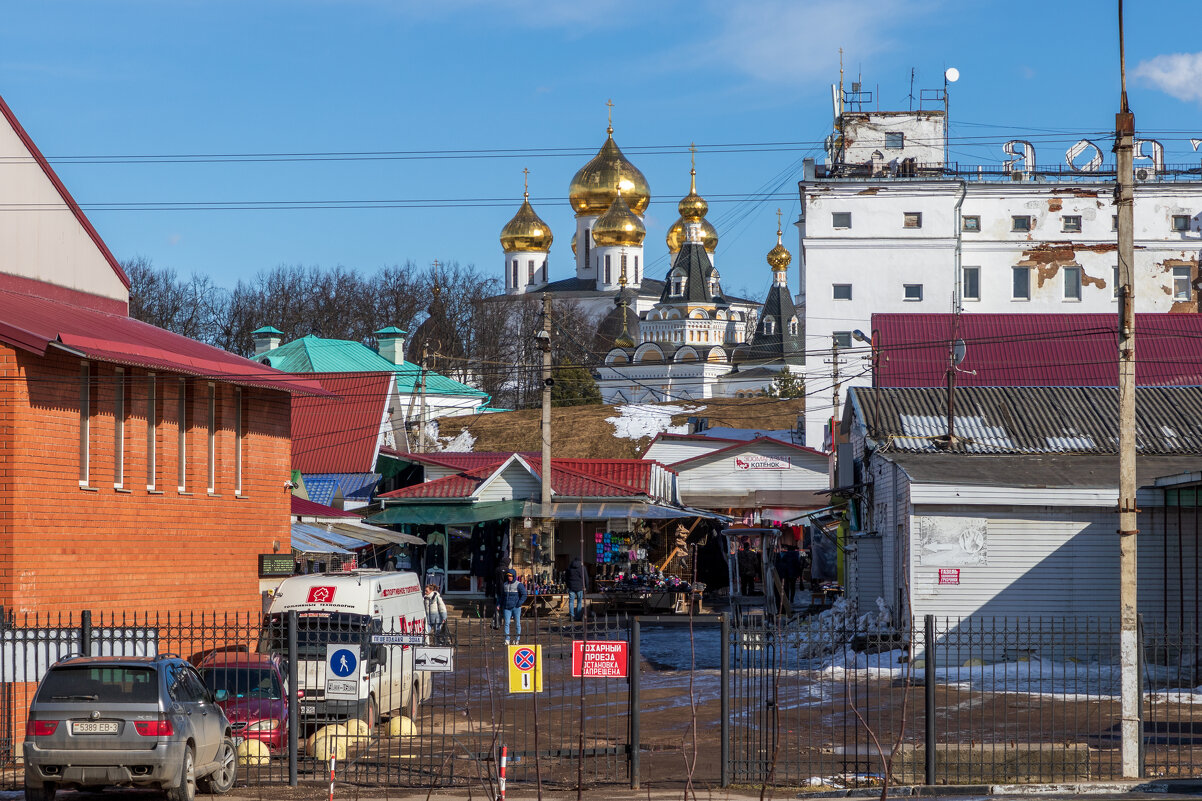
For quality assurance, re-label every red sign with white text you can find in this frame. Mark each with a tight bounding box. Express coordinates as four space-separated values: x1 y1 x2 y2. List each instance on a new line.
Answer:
307 586 337 603
571 640 628 678
937 569 960 585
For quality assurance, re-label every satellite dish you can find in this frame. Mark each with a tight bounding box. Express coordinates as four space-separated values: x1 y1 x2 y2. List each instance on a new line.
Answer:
945 67 960 83
952 338 967 366
1192 138 1202 152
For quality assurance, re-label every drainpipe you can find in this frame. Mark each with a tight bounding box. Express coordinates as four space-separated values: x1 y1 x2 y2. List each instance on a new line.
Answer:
953 180 967 313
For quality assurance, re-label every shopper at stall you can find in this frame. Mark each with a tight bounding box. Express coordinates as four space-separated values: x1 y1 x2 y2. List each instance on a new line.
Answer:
424 583 447 642
566 556 587 622
737 539 759 596
777 544 802 605
497 568 528 645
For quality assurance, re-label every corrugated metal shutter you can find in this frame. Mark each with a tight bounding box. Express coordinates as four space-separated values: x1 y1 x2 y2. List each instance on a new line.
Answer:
852 535 885 610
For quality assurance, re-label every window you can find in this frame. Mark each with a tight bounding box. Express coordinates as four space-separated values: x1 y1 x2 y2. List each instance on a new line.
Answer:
79 362 90 486
1012 266 1031 300
833 331 853 349
832 212 852 229
903 212 922 229
206 384 216 494
833 283 852 300
511 259 518 288
764 317 775 335
788 317 799 336
1113 265 1119 299
177 379 187 491
146 374 156 491
962 215 980 232
1012 215 1032 232
885 132 904 149
113 368 125 489
903 283 923 301
1062 215 1082 233
1174 266 1192 300
671 275 684 296
634 255 639 282
962 267 980 301
583 230 590 267
1063 266 1082 300
1173 215 1191 232
604 254 611 284
1112 214 1119 232
527 259 535 282
234 387 243 497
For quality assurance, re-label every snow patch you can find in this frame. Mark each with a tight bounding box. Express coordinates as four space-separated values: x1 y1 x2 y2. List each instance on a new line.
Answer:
606 404 705 441
438 428 476 452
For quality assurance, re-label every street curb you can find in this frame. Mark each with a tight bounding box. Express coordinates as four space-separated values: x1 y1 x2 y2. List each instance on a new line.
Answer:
798 781 1150 798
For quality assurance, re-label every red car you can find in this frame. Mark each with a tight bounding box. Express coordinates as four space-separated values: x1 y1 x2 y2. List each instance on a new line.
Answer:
197 652 288 753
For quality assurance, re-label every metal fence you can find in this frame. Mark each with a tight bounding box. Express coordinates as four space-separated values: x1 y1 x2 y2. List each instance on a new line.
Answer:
4 607 1202 790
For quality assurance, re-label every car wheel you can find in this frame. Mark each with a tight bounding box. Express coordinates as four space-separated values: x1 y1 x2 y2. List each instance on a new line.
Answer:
198 738 237 794
24 780 56 801
359 696 378 731
164 746 195 801
407 683 419 722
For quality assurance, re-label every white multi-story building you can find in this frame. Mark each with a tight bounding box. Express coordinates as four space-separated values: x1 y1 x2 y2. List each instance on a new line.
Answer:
798 83 1202 449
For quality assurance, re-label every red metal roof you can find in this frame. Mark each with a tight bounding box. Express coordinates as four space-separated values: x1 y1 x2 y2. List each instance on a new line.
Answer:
292 372 395 473
377 456 650 500
873 313 1202 388
0 286 326 396
291 495 360 519
0 93 129 294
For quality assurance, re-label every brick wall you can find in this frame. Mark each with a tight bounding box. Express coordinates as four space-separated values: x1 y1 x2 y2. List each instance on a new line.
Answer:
0 344 292 615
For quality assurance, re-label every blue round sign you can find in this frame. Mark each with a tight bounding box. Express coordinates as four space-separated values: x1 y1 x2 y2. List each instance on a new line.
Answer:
330 648 357 677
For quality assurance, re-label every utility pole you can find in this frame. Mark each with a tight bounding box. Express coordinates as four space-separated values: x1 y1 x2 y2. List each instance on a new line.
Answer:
1115 0 1141 779
538 293 554 570
416 344 429 454
830 340 841 448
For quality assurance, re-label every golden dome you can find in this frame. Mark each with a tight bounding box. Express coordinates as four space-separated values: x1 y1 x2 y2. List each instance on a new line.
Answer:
499 190 553 252
571 230 577 255
667 216 718 254
592 191 646 247
767 220 792 272
569 130 650 216
678 167 708 222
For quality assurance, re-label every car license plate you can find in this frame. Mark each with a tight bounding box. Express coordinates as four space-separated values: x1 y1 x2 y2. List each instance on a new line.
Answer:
71 721 119 734
300 704 316 715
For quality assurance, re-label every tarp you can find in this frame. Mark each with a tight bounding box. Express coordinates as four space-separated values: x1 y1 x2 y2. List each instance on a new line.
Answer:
292 523 371 551
290 526 352 554
329 522 425 546
368 499 727 526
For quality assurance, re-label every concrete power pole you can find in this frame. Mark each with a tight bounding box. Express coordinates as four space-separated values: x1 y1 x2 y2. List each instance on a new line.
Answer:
830 340 841 449
1115 0 1141 778
538 293 553 567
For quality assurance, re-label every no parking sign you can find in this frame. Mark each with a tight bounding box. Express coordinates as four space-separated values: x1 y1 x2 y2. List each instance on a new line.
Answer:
507 645 543 693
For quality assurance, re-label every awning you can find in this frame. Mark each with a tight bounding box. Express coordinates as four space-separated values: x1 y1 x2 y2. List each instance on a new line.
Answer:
292 523 371 551
367 500 527 526
330 522 425 546
781 504 846 524
290 526 352 554
546 501 706 520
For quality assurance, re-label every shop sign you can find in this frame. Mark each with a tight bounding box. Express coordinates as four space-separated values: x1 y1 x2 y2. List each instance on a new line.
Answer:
938 568 960 585
734 454 791 471
571 640 628 678
258 554 294 578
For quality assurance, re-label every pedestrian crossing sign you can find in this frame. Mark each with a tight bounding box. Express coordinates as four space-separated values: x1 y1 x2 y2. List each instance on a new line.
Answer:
507 644 543 693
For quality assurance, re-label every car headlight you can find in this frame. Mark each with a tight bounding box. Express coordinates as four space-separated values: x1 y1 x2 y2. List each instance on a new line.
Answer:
244 719 281 732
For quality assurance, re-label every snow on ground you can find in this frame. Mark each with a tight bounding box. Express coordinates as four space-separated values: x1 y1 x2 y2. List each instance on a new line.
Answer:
606 403 704 441
438 428 476 452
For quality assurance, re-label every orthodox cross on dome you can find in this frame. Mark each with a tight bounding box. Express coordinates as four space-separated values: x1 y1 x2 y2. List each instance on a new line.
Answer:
690 142 697 172
522 167 529 198
431 258 442 296
606 98 614 134
776 208 782 233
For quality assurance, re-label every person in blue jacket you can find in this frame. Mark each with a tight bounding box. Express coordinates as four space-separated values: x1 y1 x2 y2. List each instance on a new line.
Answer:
497 568 528 644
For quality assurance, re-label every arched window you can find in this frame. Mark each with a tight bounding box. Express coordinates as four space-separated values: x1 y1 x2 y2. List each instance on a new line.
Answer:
671 274 685 296
789 317 799 336
605 254 611 284
764 317 775 335
541 259 547 282
634 255 639 282
528 260 535 283
511 259 518 288
584 229 590 267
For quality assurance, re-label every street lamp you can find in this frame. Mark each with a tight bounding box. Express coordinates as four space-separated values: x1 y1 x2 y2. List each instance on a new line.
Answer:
851 329 881 388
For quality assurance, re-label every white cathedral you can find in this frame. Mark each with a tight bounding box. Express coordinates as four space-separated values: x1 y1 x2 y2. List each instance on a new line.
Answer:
497 116 803 403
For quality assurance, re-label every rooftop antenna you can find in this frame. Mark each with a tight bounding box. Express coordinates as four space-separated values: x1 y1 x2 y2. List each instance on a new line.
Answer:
944 67 960 169
907 67 916 111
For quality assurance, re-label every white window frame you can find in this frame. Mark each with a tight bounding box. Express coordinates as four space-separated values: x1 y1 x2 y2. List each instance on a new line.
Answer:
903 283 924 302
113 367 125 489
1012 266 1031 300
962 266 980 301
79 362 90 487
1063 266 1082 301
146 373 156 491
207 383 216 494
177 378 187 491
1173 265 1192 300
832 284 852 301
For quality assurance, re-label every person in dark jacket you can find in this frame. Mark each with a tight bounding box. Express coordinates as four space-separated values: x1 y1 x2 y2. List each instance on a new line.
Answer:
776 545 802 605
496 569 528 644
737 539 758 596
565 557 587 622
491 557 511 629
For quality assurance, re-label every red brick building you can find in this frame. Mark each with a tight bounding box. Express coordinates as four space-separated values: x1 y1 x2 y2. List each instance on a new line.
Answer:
0 94 322 616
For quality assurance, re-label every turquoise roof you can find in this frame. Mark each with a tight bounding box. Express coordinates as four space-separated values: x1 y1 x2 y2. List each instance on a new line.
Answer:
252 325 283 335
259 335 487 398
373 326 406 336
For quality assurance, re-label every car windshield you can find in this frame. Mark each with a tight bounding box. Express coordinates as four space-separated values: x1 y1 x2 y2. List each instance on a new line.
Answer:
37 665 158 703
199 666 282 700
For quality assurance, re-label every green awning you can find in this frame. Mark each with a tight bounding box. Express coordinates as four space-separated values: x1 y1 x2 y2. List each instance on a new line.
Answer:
366 500 529 526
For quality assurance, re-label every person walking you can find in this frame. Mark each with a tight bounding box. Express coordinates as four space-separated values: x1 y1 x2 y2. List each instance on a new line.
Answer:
565 556 587 622
497 569 528 645
424 583 447 644
777 544 801 606
737 539 758 597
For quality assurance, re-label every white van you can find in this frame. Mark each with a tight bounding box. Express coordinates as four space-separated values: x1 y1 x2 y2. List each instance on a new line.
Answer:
263 570 432 726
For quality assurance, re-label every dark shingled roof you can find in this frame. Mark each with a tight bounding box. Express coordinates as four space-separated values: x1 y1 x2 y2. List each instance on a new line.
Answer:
747 280 803 364
659 242 722 305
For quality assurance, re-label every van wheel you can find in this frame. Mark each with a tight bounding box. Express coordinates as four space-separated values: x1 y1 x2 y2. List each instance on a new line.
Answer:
24 780 56 801
359 696 378 731
408 683 419 721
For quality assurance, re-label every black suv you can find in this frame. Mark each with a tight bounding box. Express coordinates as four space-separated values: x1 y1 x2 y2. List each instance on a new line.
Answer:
23 655 237 801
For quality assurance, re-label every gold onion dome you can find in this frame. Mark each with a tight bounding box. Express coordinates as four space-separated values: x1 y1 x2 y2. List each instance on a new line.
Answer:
667 217 718 254
677 167 708 221
591 191 646 247
767 223 792 272
568 128 650 216
499 190 553 252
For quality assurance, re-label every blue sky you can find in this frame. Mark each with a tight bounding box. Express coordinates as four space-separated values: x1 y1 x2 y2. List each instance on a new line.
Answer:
1 0 1200 304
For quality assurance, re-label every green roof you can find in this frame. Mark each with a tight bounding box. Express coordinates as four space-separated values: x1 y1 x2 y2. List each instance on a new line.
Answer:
259 335 487 398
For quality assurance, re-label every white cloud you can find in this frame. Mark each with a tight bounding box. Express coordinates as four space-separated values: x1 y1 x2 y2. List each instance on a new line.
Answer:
1134 52 1202 104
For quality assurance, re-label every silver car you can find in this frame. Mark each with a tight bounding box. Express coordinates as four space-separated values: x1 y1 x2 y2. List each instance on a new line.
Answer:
23 655 237 801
